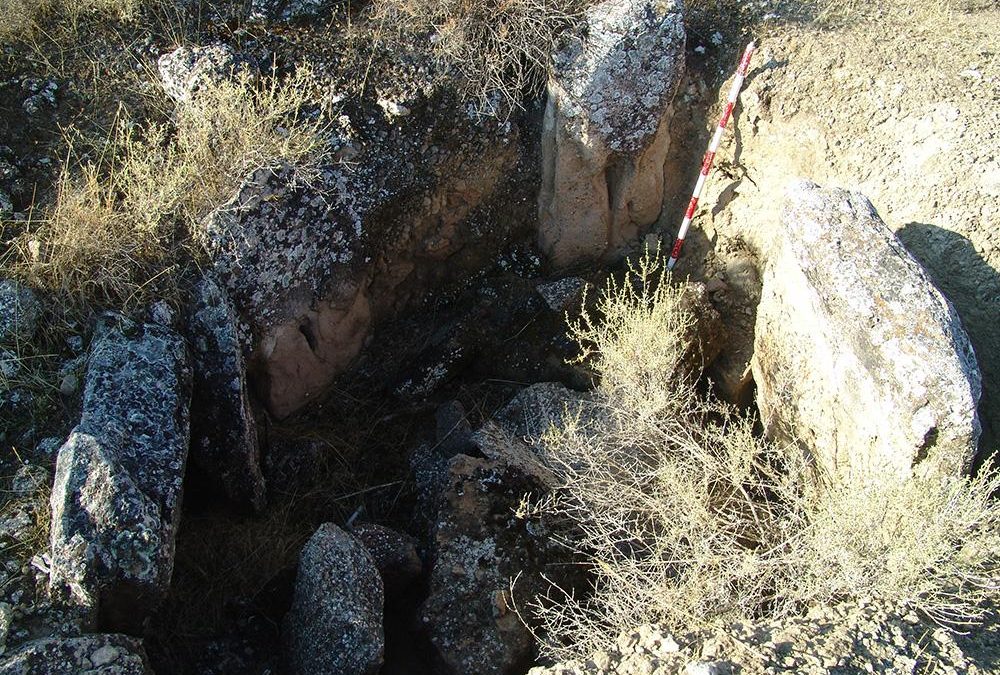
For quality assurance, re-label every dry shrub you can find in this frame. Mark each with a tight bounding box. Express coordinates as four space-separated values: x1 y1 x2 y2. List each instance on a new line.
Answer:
790 469 1000 628
9 67 327 310
530 250 1000 662
368 0 587 107
0 466 52 565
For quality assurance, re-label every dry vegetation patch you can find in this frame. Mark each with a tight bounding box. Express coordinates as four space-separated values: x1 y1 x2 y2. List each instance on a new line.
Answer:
0 0 142 43
5 67 327 312
529 251 1000 662
368 0 587 107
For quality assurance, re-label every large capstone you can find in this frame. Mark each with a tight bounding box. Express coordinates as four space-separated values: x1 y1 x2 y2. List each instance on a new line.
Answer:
187 276 265 511
284 523 384 675
49 315 191 630
752 181 981 477
0 634 152 674
538 0 685 267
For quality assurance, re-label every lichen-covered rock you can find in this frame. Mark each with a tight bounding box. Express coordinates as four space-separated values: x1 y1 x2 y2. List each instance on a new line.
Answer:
420 421 581 675
202 92 521 419
351 523 423 596
284 523 384 675
0 279 41 344
539 0 685 267
157 45 236 104
202 161 371 418
0 634 152 674
753 182 981 477
250 0 335 21
492 381 591 442
187 276 265 511
48 315 191 630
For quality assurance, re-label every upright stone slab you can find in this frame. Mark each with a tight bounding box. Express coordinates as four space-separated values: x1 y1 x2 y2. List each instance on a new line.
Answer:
187 276 266 511
752 182 981 477
49 315 191 630
539 0 685 267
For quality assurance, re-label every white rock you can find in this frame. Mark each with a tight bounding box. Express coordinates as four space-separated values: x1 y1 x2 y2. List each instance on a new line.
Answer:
752 182 981 477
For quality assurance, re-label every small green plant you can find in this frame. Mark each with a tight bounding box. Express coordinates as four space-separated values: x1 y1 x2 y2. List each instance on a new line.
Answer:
529 250 1000 662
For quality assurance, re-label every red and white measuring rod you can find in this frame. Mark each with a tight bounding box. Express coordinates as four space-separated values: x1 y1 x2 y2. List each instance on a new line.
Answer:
667 40 757 270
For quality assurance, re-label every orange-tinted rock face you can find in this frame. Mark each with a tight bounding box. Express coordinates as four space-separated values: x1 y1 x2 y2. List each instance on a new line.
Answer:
201 93 524 418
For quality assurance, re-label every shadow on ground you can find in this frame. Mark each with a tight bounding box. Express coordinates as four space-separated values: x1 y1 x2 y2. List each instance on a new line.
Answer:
898 222 1000 471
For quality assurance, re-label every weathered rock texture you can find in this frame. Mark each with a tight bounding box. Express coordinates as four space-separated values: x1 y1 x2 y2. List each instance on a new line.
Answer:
284 523 384 675
351 523 422 596
539 0 685 267
251 0 335 21
202 93 523 417
0 278 40 344
187 276 265 511
49 316 191 629
528 601 976 674
157 45 236 103
421 385 586 675
0 634 152 674
752 182 981 477
202 162 370 418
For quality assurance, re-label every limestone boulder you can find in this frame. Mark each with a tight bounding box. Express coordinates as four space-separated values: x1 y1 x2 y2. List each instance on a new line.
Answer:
0 634 152 674
49 315 191 630
752 182 981 477
187 276 265 511
539 0 685 267
284 523 384 675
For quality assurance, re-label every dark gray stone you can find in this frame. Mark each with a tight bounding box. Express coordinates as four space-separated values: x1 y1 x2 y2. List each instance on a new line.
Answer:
420 422 580 675
351 523 422 597
284 523 384 675
0 634 151 674
0 279 41 344
187 276 265 511
48 315 191 630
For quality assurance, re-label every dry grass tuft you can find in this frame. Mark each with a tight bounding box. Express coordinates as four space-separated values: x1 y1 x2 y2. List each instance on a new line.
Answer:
7 67 327 312
368 0 587 108
529 250 1000 662
0 465 52 565
0 0 142 42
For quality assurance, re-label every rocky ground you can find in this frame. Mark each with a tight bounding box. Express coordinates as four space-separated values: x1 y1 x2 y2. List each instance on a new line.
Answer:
0 0 998 673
